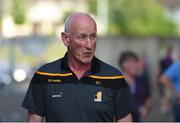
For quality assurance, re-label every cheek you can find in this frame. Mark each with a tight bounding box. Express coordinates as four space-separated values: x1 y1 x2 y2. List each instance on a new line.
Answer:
91 40 97 49
71 41 84 51
93 41 97 47
124 65 136 74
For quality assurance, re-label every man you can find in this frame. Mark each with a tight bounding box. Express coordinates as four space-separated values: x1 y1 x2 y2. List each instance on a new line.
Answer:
118 51 152 121
158 48 173 113
160 58 180 121
22 12 136 122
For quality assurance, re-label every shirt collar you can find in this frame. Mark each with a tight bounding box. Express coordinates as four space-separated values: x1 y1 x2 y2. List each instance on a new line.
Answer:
61 52 100 74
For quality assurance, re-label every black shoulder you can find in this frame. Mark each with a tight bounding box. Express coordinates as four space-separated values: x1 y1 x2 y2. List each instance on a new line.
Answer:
37 58 63 73
89 58 128 89
97 59 124 76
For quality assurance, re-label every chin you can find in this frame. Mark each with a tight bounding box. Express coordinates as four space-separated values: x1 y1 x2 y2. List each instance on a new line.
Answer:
81 57 93 64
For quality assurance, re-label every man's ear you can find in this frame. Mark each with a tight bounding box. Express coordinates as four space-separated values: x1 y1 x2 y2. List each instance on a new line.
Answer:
61 32 70 47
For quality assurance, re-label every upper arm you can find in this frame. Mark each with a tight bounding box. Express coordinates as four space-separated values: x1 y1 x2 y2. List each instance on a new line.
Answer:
160 70 177 95
113 78 136 121
28 111 43 122
117 113 132 122
22 72 46 117
160 74 170 85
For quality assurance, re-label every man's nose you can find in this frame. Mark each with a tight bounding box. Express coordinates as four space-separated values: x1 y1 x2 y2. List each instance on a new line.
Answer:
86 38 92 49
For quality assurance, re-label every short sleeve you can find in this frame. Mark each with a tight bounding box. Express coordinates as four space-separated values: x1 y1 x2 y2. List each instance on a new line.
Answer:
113 79 136 121
22 72 46 117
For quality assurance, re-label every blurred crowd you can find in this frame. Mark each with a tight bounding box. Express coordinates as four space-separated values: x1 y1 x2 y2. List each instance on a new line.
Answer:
159 48 180 122
118 48 180 122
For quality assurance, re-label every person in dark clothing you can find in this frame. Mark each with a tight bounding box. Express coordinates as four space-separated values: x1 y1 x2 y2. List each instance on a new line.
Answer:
158 48 173 113
119 51 152 121
159 48 173 96
22 12 136 122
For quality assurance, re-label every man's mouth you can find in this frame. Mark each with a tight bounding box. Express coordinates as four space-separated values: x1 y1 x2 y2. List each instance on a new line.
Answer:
84 52 92 56
84 52 91 55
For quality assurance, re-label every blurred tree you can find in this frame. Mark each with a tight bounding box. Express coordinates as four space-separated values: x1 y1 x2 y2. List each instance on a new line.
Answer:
0 14 2 33
88 0 97 15
11 0 27 25
88 0 177 37
0 0 3 33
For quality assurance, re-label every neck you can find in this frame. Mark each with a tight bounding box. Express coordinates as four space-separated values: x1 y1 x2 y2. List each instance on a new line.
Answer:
67 53 91 79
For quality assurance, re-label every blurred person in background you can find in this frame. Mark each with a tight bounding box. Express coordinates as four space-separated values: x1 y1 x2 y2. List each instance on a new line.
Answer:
160 53 180 122
119 51 152 121
158 48 173 113
22 12 136 122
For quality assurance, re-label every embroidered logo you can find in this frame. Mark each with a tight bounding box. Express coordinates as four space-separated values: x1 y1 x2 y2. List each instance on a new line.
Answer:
94 91 102 102
48 79 61 83
52 91 63 98
95 80 101 85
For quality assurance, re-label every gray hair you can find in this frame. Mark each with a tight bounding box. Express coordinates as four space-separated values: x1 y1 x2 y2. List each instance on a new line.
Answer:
64 12 95 33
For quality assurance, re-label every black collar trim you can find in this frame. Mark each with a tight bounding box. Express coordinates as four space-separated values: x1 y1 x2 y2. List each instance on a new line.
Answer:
61 52 100 74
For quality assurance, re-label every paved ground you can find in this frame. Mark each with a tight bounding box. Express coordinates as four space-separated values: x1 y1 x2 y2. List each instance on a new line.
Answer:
0 81 174 122
0 81 28 121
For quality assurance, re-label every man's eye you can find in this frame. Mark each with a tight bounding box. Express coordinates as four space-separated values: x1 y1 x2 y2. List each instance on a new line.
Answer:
79 35 87 40
90 34 97 40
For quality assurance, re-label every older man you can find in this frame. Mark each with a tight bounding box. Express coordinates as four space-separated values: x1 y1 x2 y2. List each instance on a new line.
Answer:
22 12 136 122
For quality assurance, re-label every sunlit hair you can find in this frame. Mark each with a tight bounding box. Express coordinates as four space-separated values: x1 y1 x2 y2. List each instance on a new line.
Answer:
64 12 96 33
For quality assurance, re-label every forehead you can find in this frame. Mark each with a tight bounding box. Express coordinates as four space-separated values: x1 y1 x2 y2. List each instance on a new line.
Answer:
71 16 96 34
124 58 138 64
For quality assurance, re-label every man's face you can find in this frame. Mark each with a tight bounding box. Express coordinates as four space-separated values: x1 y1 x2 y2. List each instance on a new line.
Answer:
122 58 139 77
66 17 97 64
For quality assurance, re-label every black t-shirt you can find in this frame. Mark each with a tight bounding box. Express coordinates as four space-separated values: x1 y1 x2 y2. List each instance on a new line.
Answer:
22 54 136 122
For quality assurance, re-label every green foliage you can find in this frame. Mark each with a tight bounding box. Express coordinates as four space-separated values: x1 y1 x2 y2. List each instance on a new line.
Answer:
88 0 97 14
0 4 2 30
89 0 177 37
11 0 27 25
